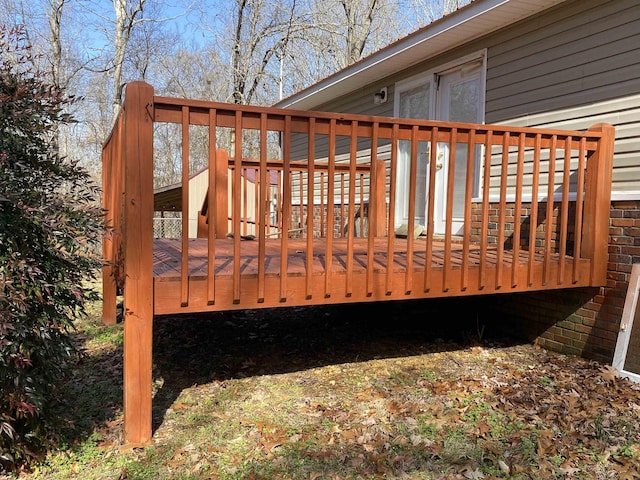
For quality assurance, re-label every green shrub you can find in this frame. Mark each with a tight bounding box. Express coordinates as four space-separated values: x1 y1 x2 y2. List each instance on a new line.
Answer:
0 25 103 472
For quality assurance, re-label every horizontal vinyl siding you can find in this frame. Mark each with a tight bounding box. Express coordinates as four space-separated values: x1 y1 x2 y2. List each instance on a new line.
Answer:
496 94 640 198
486 0 640 198
289 84 395 162
485 0 640 121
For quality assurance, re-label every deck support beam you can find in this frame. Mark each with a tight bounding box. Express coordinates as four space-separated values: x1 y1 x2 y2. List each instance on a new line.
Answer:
122 81 155 445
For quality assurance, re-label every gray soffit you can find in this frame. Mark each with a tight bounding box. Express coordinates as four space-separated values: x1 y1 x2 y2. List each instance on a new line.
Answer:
274 0 566 111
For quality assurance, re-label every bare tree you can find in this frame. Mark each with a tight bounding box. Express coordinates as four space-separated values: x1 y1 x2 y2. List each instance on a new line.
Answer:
111 0 147 118
340 0 379 67
397 0 472 31
225 0 309 105
48 0 64 87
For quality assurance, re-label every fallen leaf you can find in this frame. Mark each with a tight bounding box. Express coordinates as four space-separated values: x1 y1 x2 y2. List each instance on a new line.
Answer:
475 421 491 437
600 365 620 382
171 402 191 411
459 466 485 479
498 459 509 474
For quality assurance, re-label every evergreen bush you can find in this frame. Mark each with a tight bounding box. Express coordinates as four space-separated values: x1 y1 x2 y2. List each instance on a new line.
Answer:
0 25 103 472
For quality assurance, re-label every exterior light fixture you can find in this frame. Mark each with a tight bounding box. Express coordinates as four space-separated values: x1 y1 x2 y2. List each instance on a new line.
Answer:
373 86 388 104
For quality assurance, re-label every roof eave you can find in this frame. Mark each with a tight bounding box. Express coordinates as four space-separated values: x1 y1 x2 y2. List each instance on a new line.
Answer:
274 0 566 111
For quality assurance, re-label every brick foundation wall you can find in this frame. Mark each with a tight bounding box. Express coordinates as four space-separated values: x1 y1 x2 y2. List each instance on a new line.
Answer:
290 203 373 238
481 200 639 364
292 199 635 364
469 201 577 254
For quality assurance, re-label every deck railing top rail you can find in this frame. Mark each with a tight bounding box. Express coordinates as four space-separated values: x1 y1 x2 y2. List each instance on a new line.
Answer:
150 94 606 149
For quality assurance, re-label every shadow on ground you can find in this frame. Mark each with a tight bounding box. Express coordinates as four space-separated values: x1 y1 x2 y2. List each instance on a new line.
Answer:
151 297 522 431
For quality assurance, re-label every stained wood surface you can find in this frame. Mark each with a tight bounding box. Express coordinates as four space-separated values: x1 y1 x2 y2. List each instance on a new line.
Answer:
152 237 593 315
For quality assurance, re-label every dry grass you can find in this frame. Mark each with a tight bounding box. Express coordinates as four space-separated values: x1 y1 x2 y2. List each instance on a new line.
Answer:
11 300 640 480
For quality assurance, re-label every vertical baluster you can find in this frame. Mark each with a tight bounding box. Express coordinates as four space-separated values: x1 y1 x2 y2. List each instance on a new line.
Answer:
461 128 476 291
443 128 457 292
495 131 510 290
544 135 557 286
206 109 217 305
279 115 292 301
572 137 586 283
424 126 438 293
512 132 525 288
407 125 419 294
558 136 572 284
181 106 190 306
346 120 358 297
257 113 268 302
253 168 258 237
325 119 336 297
366 123 379 296
386 124 399 295
298 170 304 235
527 134 541 287
242 167 248 237
232 111 243 302
306 118 315 299
480 130 492 289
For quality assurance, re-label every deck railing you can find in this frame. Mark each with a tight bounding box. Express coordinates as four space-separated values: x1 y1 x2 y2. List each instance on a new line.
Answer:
102 81 615 320
102 81 615 446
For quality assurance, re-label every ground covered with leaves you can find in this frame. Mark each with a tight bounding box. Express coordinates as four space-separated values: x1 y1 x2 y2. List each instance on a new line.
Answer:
11 300 640 479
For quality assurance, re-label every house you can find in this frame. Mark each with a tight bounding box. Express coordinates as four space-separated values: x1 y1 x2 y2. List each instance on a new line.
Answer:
101 0 631 445
273 0 640 367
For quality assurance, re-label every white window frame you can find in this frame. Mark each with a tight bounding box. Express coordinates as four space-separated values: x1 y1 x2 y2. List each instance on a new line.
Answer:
392 50 487 228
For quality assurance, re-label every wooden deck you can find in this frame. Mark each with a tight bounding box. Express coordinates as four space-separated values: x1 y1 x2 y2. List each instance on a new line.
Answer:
152 237 592 315
101 81 615 445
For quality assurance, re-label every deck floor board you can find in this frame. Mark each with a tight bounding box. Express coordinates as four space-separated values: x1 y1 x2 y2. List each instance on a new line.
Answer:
154 237 481 278
150 237 592 316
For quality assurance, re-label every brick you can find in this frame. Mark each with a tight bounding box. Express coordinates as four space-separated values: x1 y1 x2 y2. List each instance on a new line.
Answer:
562 330 583 341
574 324 593 334
611 236 634 245
557 320 576 331
621 246 640 256
611 218 635 227
576 307 597 317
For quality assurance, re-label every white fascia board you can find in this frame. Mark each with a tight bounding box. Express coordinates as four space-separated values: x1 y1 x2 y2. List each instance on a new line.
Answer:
275 0 566 111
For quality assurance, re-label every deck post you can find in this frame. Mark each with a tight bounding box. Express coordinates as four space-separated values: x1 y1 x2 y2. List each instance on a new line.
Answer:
214 148 229 238
582 123 615 285
122 81 155 445
197 210 208 237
